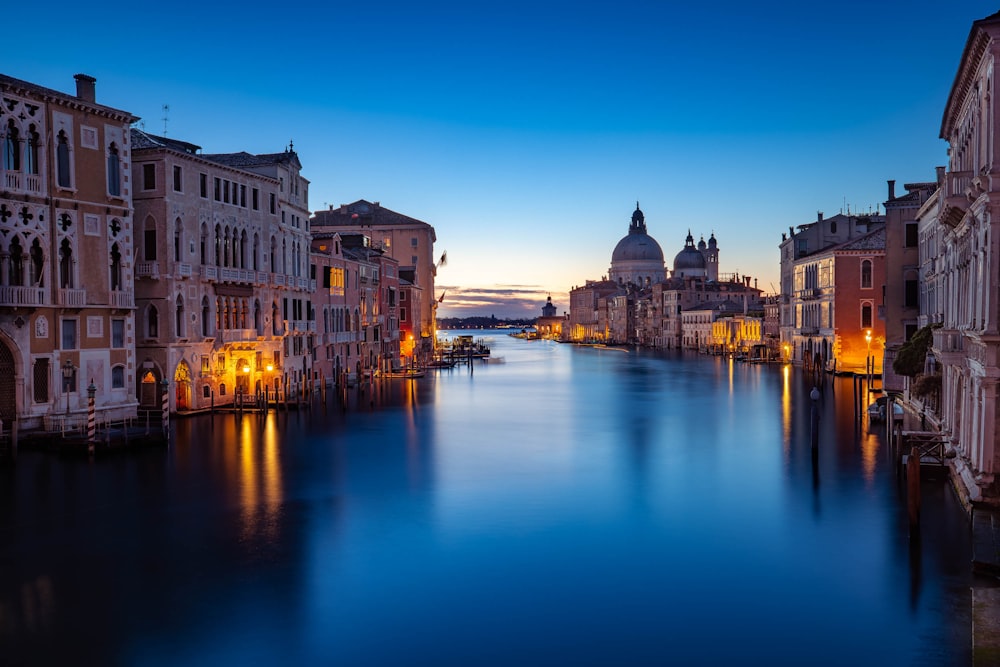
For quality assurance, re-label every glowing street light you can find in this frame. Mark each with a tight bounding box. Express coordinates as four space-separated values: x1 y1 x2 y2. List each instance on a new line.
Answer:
61 359 75 415
865 329 873 389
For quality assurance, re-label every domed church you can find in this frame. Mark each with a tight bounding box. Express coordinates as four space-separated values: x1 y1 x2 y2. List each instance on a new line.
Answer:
673 230 719 281
609 203 666 287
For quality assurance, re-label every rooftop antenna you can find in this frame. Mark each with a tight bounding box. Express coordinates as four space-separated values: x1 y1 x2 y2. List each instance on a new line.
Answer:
162 104 170 136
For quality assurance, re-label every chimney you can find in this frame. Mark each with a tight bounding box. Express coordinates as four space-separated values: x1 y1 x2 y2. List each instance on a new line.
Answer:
817 211 824 222
74 74 96 103
936 166 946 186
887 179 896 200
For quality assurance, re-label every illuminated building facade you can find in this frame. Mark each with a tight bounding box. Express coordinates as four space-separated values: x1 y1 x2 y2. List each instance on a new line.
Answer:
131 129 314 411
0 74 138 431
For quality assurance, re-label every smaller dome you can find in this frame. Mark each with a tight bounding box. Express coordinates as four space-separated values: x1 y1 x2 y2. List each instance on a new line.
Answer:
673 230 707 273
708 233 718 249
674 246 706 271
697 236 707 250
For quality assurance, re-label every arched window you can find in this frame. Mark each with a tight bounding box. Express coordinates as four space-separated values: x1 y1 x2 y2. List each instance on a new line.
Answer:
216 297 222 331
30 238 44 286
59 238 74 288
860 259 872 289
223 227 230 267
861 302 873 328
214 225 221 265
174 218 183 262
148 305 159 338
240 230 248 269
144 215 157 261
110 243 122 291
107 143 121 196
3 120 20 171
175 295 185 337
26 125 39 175
272 302 280 335
240 299 249 329
111 365 125 389
201 297 210 337
254 300 261 334
252 234 260 271
270 236 278 273
8 237 24 286
200 224 208 264
56 131 71 188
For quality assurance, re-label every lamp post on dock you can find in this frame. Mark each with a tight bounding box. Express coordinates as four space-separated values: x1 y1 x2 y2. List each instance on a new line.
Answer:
62 360 75 415
865 329 872 390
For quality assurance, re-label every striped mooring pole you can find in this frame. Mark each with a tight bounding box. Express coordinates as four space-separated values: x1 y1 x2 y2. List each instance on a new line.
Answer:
160 379 169 437
87 381 96 455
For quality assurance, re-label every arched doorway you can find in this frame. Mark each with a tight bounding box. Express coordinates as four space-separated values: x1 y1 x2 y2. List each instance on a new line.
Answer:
174 360 191 410
0 339 16 425
139 370 159 409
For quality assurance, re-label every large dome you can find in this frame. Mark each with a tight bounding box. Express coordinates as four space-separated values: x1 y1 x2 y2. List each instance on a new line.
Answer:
612 232 665 263
609 203 666 287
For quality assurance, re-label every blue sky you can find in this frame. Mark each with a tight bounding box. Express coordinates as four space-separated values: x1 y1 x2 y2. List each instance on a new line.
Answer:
8 1 998 317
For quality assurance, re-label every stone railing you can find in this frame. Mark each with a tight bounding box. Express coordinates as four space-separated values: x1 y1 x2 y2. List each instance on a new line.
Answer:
0 285 46 306
59 288 86 307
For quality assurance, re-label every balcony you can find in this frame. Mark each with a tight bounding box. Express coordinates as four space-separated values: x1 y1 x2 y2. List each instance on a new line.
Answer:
174 263 192 279
288 320 316 333
933 328 964 354
220 328 258 343
59 288 86 308
941 170 973 228
200 265 218 281
218 267 254 284
0 285 46 307
3 171 42 194
796 287 821 300
135 262 159 279
110 290 134 310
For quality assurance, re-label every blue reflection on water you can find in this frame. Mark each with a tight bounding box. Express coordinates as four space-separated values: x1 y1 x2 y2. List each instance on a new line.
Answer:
0 332 972 666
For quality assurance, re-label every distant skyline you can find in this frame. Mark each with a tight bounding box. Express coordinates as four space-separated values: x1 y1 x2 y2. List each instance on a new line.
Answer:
8 1 998 317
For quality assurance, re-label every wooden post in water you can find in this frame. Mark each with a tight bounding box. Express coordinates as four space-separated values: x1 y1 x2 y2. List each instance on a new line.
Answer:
810 386 820 451
907 445 921 533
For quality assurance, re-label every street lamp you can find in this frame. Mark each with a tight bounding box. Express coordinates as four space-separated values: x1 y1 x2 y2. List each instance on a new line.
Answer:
865 329 873 389
783 343 790 364
62 359 74 414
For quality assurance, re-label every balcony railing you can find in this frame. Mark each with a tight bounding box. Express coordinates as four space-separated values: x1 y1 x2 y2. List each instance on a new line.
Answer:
220 328 258 343
135 262 159 279
288 320 316 332
219 267 254 283
110 290 134 309
796 287 821 300
941 170 973 228
59 288 86 307
174 263 192 279
0 285 46 307
3 171 43 194
200 265 218 281
933 328 964 353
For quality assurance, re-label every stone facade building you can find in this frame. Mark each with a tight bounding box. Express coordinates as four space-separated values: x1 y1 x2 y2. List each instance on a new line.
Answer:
0 74 138 431
929 11 1000 502
131 129 314 411
310 201 437 359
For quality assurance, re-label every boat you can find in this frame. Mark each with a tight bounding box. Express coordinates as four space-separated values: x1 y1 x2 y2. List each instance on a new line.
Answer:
385 369 425 379
481 356 505 364
867 396 903 423
425 358 456 369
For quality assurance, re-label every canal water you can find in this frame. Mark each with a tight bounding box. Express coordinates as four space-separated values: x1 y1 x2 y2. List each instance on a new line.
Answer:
0 331 974 666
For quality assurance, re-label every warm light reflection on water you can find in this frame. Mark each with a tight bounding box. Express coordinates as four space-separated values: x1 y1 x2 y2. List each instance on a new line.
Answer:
782 363 792 461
